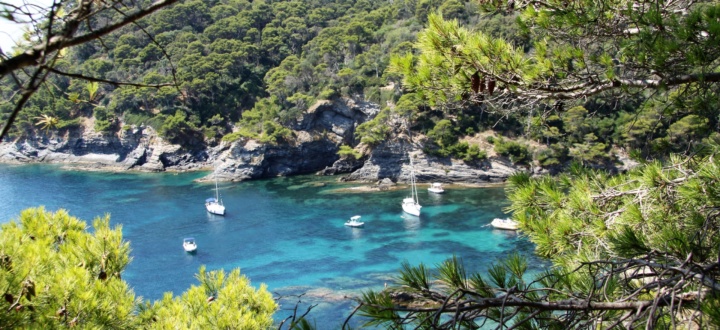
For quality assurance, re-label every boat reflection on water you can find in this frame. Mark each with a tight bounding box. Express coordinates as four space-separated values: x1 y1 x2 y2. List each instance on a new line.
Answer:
491 229 520 238
349 227 363 240
401 214 421 232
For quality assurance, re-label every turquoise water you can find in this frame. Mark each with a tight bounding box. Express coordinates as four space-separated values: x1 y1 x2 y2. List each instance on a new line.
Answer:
0 164 545 327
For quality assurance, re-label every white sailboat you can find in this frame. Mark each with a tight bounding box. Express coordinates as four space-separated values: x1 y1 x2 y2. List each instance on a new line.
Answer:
401 158 422 216
205 172 225 215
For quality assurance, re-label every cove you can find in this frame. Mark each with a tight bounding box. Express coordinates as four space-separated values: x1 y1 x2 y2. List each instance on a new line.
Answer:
0 164 547 327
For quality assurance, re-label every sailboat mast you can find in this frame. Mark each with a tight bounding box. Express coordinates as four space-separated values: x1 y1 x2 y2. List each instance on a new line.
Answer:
214 174 220 201
410 157 418 204
413 168 418 204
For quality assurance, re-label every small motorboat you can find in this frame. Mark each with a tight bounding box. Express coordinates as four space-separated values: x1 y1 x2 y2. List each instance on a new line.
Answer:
428 182 444 194
345 215 365 227
183 237 197 252
490 218 519 230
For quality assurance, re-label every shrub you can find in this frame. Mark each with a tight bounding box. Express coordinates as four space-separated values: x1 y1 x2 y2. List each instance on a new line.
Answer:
494 138 530 164
356 108 392 146
221 131 246 143
318 88 339 100
56 118 82 130
259 121 293 144
337 145 362 159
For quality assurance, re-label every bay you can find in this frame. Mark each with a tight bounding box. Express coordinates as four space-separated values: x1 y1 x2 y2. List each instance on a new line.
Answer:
0 164 546 327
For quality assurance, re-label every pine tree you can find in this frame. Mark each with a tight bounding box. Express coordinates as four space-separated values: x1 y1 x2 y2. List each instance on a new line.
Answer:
0 208 277 328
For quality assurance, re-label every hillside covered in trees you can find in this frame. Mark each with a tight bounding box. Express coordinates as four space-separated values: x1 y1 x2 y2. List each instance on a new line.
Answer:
3 0 715 172
3 0 720 328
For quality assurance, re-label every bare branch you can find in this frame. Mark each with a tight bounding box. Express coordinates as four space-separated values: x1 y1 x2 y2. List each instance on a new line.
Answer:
43 66 173 89
0 0 180 77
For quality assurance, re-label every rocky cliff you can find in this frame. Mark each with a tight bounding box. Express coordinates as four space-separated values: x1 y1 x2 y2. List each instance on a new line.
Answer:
0 125 206 172
0 97 529 184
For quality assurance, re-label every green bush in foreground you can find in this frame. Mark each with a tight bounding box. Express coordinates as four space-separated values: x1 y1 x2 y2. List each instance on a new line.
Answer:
0 207 277 328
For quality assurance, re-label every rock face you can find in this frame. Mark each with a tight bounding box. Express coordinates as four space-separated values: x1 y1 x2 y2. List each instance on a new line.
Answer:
341 139 521 184
0 97 387 180
207 98 380 181
0 97 530 184
0 126 205 171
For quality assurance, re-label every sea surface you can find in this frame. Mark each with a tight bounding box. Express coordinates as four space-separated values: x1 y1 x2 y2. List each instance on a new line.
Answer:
0 164 547 328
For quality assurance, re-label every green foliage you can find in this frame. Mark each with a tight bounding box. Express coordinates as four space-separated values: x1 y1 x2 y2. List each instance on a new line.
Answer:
666 114 709 149
259 120 293 144
356 107 393 146
337 145 362 159
427 119 457 147
34 114 58 132
93 106 117 133
389 5 720 162
159 110 199 142
568 133 610 165
506 148 720 267
0 208 137 328
359 148 720 327
462 143 487 162
493 138 530 164
139 267 276 328
5 0 445 146
0 208 277 328
56 118 82 130
434 141 487 162
123 112 164 130
221 131 246 143
396 261 430 291
536 143 568 167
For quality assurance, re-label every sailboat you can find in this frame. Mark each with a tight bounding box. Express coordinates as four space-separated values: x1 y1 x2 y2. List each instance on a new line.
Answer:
401 158 422 216
205 172 225 215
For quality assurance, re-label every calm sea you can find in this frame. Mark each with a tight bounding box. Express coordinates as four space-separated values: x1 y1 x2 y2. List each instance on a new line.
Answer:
0 164 545 328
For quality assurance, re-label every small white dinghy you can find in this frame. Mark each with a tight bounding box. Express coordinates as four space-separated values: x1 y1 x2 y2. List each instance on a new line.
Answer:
428 182 444 194
183 237 197 252
345 215 365 227
490 218 519 230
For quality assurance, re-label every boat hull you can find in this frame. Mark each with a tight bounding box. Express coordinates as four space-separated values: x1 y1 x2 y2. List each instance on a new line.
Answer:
345 215 364 227
402 198 421 216
183 239 197 252
206 202 225 215
490 218 519 230
428 183 444 194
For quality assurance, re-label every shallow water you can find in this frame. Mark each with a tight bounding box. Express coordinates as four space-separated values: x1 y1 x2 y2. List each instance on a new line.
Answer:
0 164 546 327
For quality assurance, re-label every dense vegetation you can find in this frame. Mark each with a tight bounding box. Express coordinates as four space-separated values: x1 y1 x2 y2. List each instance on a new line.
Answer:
3 0 715 168
353 0 720 327
0 208 276 328
358 143 720 328
3 0 720 327
2 0 435 145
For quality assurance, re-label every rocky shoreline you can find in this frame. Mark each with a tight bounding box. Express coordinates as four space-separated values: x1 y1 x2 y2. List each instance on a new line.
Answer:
0 98 534 185
0 133 523 185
